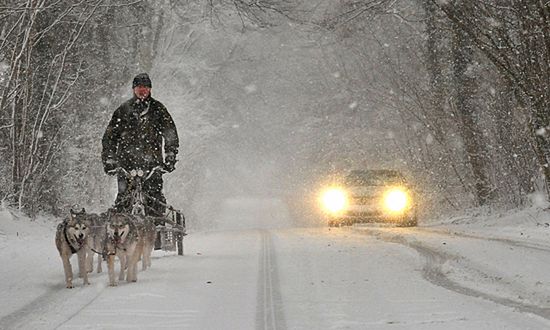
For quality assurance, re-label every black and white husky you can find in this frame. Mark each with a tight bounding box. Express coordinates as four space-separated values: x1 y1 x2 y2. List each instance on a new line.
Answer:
55 209 93 288
86 212 107 273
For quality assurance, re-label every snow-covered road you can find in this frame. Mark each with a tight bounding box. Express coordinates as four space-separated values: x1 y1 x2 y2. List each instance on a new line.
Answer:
2 207 550 329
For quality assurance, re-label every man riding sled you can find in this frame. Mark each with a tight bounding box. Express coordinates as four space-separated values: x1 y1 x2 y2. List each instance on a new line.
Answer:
101 73 179 217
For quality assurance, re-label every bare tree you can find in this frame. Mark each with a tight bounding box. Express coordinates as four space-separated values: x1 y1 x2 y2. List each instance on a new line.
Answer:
0 0 168 214
0 1 103 211
433 0 550 199
451 17 491 205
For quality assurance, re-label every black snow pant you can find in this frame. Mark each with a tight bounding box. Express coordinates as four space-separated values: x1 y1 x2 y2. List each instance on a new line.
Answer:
114 171 167 216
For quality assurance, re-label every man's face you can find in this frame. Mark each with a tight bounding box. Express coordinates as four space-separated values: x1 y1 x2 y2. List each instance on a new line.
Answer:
133 85 151 100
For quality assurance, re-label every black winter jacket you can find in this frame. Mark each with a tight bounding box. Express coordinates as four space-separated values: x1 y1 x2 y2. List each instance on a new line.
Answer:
102 96 179 170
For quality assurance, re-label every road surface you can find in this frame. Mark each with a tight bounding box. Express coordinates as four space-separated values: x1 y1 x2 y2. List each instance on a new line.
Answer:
1 200 550 329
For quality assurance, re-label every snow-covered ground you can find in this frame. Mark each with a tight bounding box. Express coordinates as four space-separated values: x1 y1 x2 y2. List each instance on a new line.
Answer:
1 202 550 329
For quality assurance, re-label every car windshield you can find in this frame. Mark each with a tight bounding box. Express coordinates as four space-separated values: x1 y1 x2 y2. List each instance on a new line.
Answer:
344 170 405 186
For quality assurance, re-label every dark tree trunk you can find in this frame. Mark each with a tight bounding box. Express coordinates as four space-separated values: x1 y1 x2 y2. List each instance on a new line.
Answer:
433 0 550 201
452 20 491 206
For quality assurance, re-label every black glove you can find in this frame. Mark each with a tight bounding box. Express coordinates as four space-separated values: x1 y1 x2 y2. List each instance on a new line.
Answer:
104 159 118 175
164 153 177 173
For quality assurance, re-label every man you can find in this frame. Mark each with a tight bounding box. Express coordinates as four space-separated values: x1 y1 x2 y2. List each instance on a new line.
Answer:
102 73 179 216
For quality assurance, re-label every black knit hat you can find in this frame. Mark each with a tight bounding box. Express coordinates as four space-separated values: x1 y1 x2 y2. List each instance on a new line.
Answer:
132 73 152 88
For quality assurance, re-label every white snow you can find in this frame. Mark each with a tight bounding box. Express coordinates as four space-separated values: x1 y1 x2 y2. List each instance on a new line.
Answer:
1 204 550 329
0 61 8 74
244 84 258 94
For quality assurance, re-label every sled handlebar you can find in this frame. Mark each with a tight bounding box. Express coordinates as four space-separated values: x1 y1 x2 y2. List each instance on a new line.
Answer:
107 165 167 180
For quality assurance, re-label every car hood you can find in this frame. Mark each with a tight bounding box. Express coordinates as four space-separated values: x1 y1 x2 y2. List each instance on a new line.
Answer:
347 185 386 197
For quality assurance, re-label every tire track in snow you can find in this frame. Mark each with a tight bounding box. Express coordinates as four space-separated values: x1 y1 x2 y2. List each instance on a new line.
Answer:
416 227 550 252
54 284 107 329
0 281 107 330
256 230 287 330
357 228 550 321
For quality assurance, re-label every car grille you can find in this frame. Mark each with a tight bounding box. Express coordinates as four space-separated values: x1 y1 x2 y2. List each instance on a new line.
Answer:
351 195 378 205
345 210 383 217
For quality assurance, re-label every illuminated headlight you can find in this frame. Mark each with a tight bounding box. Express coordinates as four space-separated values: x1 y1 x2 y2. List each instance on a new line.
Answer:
321 188 348 213
383 188 409 213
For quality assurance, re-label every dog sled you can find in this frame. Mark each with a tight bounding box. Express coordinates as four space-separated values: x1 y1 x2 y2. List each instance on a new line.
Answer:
110 166 186 255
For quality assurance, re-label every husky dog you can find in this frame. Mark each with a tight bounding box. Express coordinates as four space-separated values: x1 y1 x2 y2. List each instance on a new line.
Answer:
55 209 92 288
105 213 143 286
85 212 107 273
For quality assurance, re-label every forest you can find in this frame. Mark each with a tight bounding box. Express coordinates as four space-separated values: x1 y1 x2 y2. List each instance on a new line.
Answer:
0 0 548 226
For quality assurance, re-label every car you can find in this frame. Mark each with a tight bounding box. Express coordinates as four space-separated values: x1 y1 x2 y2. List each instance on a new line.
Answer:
320 169 418 227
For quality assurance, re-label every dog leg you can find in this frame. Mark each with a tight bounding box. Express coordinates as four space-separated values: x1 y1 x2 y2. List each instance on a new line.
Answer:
131 262 138 282
97 253 103 273
126 246 137 282
127 242 143 282
107 254 117 286
145 238 154 269
147 232 155 268
77 249 90 285
141 240 150 270
86 245 94 273
96 237 104 273
136 241 145 278
142 248 147 270
61 253 74 289
142 245 148 270
118 254 126 281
